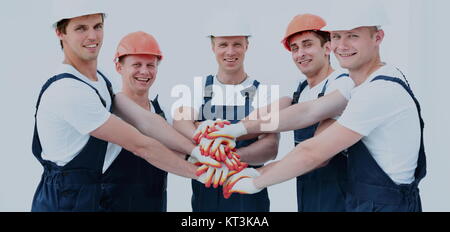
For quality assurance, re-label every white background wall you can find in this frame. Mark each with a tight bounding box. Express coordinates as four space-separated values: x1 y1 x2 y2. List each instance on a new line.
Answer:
0 0 449 211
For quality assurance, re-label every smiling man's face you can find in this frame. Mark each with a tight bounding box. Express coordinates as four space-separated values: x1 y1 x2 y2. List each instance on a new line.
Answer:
331 26 383 71
57 14 104 62
211 36 248 74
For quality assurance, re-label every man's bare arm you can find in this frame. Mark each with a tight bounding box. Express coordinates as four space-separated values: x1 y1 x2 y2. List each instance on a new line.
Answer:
172 106 198 141
90 114 197 179
244 90 348 134
113 93 196 154
236 133 279 166
254 122 362 189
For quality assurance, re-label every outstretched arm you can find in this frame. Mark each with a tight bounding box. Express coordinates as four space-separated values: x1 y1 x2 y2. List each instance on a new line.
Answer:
113 93 197 154
254 122 362 189
172 106 198 141
90 114 198 179
244 90 348 134
236 133 279 166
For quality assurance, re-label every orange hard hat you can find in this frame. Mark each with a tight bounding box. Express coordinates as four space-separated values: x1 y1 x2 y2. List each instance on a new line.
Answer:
281 14 327 51
114 31 163 62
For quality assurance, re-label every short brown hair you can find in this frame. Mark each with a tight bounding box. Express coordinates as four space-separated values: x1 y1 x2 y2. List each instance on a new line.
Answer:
288 30 330 47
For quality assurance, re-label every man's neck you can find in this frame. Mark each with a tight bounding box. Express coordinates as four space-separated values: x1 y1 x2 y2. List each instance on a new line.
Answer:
217 68 247 85
63 55 98 81
306 63 334 88
349 56 384 86
122 89 150 110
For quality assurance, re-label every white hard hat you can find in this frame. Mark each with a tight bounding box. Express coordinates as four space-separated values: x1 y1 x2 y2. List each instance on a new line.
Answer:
204 10 252 37
322 0 389 31
51 0 107 28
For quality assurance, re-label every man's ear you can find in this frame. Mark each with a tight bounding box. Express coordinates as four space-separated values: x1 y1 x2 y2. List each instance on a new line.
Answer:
375 29 384 45
56 29 63 40
210 37 216 52
324 41 332 56
115 61 122 73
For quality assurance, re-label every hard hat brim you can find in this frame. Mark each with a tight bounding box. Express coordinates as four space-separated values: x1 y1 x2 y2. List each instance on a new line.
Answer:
114 52 163 63
52 12 107 28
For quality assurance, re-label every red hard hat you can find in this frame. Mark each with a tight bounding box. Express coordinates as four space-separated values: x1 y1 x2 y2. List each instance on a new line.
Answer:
281 14 327 51
114 31 163 62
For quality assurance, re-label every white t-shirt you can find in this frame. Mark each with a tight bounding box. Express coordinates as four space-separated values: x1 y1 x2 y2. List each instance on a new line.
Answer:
338 64 421 184
179 75 272 120
36 64 122 173
295 70 355 120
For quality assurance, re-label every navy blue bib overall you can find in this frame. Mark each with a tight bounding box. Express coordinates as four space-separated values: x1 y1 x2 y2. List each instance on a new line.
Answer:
101 96 168 212
344 76 426 212
31 72 114 212
293 74 348 212
191 75 270 212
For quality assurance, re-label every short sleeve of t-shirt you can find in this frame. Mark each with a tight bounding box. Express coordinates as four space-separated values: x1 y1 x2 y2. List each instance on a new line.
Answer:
44 79 111 135
326 75 355 100
338 81 411 136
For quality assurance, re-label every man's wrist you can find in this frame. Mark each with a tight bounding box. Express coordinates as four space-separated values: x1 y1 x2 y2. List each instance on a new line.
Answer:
253 176 263 190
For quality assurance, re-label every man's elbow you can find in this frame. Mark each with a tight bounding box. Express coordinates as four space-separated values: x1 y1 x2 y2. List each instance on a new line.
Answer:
295 142 326 171
268 143 279 161
129 137 159 163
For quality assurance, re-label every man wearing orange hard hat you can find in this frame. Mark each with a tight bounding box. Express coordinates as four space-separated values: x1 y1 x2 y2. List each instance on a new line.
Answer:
99 31 169 211
281 14 354 212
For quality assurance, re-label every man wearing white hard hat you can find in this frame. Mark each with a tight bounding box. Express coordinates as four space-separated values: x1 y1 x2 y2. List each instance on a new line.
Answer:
209 1 426 212
173 11 279 212
31 0 220 212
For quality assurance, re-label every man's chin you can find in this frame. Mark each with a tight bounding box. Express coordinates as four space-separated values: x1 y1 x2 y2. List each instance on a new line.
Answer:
84 54 99 61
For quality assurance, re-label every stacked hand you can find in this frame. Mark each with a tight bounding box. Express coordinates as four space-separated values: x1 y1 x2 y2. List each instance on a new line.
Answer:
191 119 259 198
223 168 262 199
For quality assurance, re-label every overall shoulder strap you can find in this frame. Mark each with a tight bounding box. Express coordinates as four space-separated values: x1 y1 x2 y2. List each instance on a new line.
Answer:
204 75 214 101
371 75 426 184
335 73 349 80
151 95 167 120
97 70 115 102
292 80 309 104
317 79 330 98
241 80 261 116
240 80 260 99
